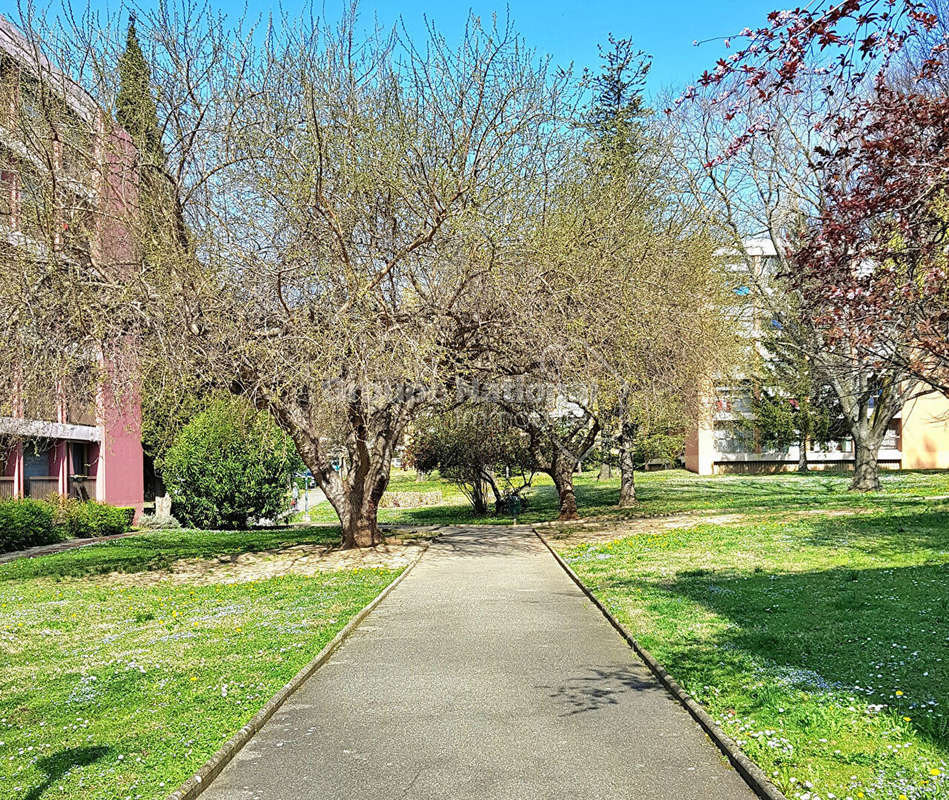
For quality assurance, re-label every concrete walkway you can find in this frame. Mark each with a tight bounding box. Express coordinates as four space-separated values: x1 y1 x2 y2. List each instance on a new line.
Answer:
201 527 757 800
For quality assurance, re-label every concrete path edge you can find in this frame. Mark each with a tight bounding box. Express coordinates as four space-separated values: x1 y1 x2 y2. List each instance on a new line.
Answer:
164 540 431 800
533 527 788 800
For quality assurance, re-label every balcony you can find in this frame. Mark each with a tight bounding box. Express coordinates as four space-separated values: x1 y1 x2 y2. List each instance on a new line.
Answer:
0 475 97 501
0 416 100 442
69 476 96 501
27 476 58 499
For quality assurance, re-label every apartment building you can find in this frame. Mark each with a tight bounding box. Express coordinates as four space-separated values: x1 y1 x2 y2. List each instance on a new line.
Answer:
0 16 143 515
685 237 949 475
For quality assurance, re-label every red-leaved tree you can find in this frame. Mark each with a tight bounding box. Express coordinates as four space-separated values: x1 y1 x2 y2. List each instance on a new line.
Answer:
680 0 948 489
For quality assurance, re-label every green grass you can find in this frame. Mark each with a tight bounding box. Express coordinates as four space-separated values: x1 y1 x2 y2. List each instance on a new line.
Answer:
557 505 949 800
312 468 949 528
0 529 400 800
0 526 343 581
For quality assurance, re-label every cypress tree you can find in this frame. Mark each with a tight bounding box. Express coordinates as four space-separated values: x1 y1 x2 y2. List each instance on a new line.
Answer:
116 15 165 167
116 15 189 252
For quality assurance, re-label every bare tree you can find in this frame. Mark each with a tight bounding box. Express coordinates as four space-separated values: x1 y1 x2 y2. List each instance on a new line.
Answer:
486 111 735 515
669 89 929 490
47 6 575 546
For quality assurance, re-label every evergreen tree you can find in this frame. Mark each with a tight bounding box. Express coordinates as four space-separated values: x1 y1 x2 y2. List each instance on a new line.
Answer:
117 15 189 252
745 327 849 472
584 35 652 159
116 15 165 167
583 35 660 505
118 15 192 497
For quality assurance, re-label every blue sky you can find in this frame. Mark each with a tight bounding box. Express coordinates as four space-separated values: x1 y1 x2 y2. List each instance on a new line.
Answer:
208 0 785 96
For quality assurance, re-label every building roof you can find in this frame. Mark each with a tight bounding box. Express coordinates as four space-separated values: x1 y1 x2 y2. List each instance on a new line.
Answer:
0 14 98 125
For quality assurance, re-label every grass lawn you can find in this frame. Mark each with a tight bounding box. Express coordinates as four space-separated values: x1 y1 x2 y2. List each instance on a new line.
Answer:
555 504 949 800
0 527 401 800
316 467 949 528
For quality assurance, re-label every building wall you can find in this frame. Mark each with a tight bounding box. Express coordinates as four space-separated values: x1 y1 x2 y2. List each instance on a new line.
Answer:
687 236 949 476
0 16 143 517
683 420 715 475
901 390 949 469
97 374 143 517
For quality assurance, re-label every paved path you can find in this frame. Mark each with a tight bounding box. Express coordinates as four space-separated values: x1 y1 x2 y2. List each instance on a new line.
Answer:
201 527 757 800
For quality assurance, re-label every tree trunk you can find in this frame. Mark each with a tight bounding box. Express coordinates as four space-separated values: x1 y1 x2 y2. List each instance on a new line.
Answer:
850 437 881 492
482 470 504 511
310 436 391 550
267 391 415 549
597 431 613 480
341 509 384 548
517 411 598 523
797 435 809 473
470 478 488 515
551 463 579 520
617 422 636 507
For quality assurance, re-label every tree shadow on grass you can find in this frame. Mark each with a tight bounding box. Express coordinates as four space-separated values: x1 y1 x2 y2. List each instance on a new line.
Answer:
22 746 111 800
383 470 948 527
798 506 949 556
633 540 948 750
631 474 919 515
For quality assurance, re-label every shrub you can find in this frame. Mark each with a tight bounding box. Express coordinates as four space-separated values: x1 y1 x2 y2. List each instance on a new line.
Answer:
163 396 302 529
405 408 537 514
0 498 64 553
118 507 136 529
57 499 133 539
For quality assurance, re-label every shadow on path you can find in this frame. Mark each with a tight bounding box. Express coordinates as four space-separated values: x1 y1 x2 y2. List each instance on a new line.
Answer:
539 665 658 716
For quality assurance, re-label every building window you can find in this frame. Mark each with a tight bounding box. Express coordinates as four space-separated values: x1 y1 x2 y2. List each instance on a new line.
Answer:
882 423 899 450
714 421 754 454
714 387 752 415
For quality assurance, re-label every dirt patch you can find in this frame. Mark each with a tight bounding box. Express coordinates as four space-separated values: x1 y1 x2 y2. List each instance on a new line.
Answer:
378 491 442 508
100 541 425 587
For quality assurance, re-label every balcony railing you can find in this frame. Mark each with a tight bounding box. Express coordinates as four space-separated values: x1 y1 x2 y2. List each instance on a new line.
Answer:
28 476 59 500
0 476 97 500
69 476 95 501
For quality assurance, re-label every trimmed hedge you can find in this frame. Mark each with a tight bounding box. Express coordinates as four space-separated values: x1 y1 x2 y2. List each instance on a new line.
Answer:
0 499 66 553
59 499 132 539
0 497 133 554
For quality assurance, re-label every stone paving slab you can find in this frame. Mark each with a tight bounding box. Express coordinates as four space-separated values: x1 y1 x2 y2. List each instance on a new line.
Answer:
199 526 758 800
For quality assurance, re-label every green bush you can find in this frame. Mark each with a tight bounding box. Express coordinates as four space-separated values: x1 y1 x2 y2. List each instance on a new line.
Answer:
162 397 302 529
118 507 136 529
0 497 133 553
0 498 65 552
58 499 133 539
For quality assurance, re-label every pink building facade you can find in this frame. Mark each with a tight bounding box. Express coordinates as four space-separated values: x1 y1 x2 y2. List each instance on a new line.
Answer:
0 16 143 516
